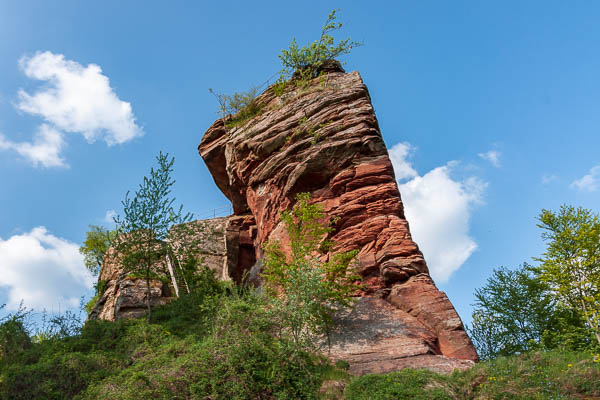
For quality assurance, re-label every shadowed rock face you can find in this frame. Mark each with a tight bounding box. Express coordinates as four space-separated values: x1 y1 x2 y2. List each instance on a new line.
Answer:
199 69 478 374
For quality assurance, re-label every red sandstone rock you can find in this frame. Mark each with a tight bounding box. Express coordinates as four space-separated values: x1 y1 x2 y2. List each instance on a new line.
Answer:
198 69 478 372
91 68 478 375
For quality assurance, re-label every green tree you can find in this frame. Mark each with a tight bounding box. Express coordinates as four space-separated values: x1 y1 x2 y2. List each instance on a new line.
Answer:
467 264 554 360
114 152 193 320
79 225 116 276
262 192 359 348
278 9 362 81
0 304 32 361
534 205 600 346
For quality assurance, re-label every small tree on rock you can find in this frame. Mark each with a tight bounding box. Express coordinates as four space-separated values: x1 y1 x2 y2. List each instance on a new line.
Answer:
278 9 362 82
262 192 359 348
79 225 116 276
114 152 192 320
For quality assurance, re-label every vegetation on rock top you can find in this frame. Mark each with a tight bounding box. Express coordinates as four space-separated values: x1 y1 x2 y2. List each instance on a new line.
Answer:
209 9 360 130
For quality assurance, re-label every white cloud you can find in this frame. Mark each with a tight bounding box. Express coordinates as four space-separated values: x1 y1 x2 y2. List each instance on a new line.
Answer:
0 124 67 168
388 142 418 180
17 51 143 145
389 143 486 283
104 209 116 224
478 150 501 167
0 227 93 311
571 165 600 192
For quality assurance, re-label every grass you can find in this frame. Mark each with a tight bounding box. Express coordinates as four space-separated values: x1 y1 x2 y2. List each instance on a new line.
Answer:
344 350 600 400
0 274 330 399
2 270 599 399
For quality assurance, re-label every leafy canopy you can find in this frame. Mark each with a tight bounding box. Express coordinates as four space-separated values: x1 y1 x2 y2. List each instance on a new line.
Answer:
467 264 555 360
469 205 600 360
534 205 600 346
79 225 116 276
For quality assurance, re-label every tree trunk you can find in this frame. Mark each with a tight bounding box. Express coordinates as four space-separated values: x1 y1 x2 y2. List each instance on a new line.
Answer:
146 266 152 321
165 253 180 297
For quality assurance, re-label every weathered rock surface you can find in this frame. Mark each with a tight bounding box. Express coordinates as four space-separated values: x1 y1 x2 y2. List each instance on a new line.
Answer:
198 68 478 373
89 218 232 321
91 67 477 374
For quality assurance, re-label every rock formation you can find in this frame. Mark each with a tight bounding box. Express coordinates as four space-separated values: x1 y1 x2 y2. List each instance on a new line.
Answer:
91 64 478 375
88 218 230 321
198 65 478 374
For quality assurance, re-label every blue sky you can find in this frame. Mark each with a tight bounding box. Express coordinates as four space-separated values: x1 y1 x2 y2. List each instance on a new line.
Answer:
1 1 599 325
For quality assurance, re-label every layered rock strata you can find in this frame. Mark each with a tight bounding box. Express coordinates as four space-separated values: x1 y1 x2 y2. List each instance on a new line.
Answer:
89 217 245 321
198 67 478 373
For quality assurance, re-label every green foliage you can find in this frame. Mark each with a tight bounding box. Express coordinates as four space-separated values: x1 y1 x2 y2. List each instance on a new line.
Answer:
4 285 600 399
0 304 32 361
346 369 453 400
186 294 322 400
209 87 263 128
344 350 600 400
84 280 108 314
148 266 225 336
79 225 116 276
0 275 334 399
467 264 555 360
534 205 600 346
278 9 361 83
451 350 600 399
469 205 600 359
262 192 359 348
113 152 193 319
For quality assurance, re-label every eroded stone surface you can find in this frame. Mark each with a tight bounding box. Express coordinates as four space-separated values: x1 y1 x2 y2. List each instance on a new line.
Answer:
198 70 478 372
324 297 474 375
89 218 231 321
92 69 478 375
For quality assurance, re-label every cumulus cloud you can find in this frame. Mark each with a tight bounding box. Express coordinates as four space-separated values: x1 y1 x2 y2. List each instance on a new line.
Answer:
104 209 116 225
1 52 142 168
388 142 418 179
0 124 67 168
478 150 501 167
0 227 93 311
571 165 600 192
17 51 142 145
389 143 486 283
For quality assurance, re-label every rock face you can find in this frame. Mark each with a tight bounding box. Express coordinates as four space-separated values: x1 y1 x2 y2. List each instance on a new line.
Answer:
91 66 477 375
89 218 231 321
198 67 478 374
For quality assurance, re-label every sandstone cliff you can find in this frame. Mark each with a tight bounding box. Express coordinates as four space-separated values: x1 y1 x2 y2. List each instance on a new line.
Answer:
198 65 478 374
91 64 478 375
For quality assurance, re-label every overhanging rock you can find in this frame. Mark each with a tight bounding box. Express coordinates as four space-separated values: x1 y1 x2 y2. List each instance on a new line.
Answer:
198 69 478 374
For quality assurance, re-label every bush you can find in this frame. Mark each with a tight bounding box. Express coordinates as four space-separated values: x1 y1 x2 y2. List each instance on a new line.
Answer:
209 87 263 128
0 304 33 362
262 192 359 348
278 9 361 82
79 291 323 400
